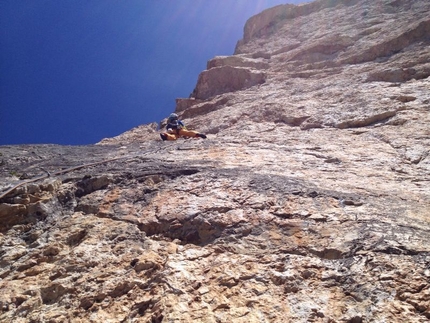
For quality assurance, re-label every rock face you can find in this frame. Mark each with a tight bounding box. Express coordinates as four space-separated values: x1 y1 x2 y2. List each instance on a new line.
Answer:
191 65 266 100
1 0 430 322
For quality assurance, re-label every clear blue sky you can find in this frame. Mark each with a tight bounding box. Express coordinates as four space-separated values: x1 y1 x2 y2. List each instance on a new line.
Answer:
0 0 302 145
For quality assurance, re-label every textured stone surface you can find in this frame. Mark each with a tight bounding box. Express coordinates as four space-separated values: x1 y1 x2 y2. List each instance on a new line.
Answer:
1 0 430 322
207 55 270 70
191 65 266 100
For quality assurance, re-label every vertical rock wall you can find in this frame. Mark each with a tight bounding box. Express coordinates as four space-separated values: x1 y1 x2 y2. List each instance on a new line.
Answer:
1 0 430 322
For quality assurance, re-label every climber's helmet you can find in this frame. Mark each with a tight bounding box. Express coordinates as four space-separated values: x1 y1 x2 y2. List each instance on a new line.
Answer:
169 113 178 120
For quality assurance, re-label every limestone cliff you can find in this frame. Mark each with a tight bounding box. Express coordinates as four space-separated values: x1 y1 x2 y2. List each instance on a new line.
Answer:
1 0 429 322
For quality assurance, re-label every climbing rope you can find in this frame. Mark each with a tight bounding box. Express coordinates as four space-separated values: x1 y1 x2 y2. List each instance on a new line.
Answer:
0 141 179 200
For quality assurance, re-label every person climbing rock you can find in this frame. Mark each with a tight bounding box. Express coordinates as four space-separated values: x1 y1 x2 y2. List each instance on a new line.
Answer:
160 113 207 141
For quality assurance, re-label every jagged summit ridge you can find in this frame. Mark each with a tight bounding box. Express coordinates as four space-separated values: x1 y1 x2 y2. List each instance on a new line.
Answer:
1 0 430 322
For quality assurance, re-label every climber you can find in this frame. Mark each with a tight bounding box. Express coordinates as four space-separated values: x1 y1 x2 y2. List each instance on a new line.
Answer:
160 113 207 141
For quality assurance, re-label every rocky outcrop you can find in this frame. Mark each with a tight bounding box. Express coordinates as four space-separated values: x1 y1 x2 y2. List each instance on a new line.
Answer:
1 0 430 322
184 54 268 103
236 0 361 47
191 66 266 100
207 55 269 70
235 0 430 83
175 98 203 113
366 65 430 83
